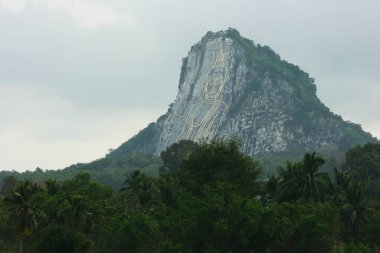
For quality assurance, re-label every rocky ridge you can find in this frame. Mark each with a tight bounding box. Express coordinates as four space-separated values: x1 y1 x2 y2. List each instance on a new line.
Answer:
109 28 374 158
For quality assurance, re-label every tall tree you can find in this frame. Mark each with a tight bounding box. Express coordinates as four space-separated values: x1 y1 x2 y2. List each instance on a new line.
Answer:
278 161 303 202
344 142 380 197
180 138 261 196
278 153 328 202
301 152 327 201
0 176 18 196
329 168 351 205
262 174 280 201
341 182 368 241
44 179 60 196
3 191 38 253
160 140 197 174
14 180 40 201
63 194 91 230
121 170 154 209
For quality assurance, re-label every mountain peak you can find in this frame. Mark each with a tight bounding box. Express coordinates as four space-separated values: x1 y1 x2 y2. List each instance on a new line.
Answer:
202 27 241 40
109 29 375 159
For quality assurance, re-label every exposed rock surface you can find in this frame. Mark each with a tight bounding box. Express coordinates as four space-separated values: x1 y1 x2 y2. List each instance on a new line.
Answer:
109 28 375 158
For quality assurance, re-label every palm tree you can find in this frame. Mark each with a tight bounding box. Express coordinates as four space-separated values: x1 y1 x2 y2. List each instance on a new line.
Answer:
63 194 91 230
121 170 142 193
3 191 38 253
278 161 303 201
264 174 280 200
300 152 327 202
138 177 153 208
0 175 18 196
329 168 351 205
341 182 367 241
44 179 60 196
14 180 40 201
278 153 327 202
157 176 177 207
121 170 154 209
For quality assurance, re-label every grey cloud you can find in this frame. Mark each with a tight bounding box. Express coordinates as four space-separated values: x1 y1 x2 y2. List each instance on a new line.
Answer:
0 0 379 170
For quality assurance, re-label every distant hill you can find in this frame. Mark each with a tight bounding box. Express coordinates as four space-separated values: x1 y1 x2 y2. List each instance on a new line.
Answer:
0 154 162 190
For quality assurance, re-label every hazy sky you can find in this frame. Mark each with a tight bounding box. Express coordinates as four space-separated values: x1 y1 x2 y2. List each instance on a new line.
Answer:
0 0 379 171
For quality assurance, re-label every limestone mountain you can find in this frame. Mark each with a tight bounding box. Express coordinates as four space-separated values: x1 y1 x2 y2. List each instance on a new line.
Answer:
109 28 375 159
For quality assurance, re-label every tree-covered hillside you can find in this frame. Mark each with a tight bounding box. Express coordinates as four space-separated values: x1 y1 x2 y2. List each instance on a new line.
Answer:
0 154 162 190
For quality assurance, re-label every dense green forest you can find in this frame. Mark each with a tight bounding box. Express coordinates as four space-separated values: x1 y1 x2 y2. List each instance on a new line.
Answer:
1 139 380 253
0 154 162 190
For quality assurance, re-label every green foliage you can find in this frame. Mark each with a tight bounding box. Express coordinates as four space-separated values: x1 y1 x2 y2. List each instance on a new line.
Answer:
160 140 197 174
344 142 380 196
223 28 331 129
277 152 329 202
256 149 305 176
108 122 159 157
225 28 308 82
344 243 372 253
3 186 41 253
0 207 14 252
339 125 374 151
0 139 379 252
180 138 261 196
120 170 155 210
97 210 157 253
29 225 91 253
0 176 18 196
0 153 162 191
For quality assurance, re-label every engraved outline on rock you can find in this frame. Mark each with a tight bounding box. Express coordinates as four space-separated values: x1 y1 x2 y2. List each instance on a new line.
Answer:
179 47 228 141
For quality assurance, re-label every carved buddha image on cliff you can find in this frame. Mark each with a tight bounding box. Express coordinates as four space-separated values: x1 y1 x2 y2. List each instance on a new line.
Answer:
179 48 228 141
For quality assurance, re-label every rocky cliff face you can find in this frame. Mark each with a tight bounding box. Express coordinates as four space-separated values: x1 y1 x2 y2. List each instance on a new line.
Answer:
109 28 374 158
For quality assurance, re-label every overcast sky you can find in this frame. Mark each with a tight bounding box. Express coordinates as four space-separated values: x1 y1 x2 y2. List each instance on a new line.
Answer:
0 0 379 171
